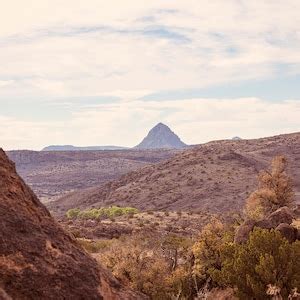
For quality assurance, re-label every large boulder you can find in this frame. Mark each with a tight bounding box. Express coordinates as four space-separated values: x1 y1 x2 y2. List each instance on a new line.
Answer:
235 207 296 244
254 219 273 230
267 206 294 227
234 220 256 244
0 149 144 300
293 205 300 218
275 223 298 243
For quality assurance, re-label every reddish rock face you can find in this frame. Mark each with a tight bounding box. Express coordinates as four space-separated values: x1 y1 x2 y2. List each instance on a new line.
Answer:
0 149 144 300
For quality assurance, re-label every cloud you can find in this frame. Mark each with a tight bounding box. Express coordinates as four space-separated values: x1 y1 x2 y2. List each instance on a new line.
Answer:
1 1 300 150
0 1 300 98
0 80 14 87
1 97 300 150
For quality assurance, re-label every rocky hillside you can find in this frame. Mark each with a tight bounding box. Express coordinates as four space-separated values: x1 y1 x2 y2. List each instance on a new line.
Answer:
0 149 143 299
49 132 300 216
8 149 178 202
135 123 187 149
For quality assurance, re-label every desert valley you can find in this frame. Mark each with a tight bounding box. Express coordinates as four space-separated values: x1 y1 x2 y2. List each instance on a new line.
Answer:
1 123 300 299
1 1 300 299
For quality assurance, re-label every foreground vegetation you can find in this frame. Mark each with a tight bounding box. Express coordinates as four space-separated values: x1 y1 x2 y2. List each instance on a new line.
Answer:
76 156 300 299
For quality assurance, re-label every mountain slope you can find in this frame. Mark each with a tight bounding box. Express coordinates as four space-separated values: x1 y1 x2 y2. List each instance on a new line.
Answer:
8 149 178 202
135 123 187 149
0 149 143 299
49 132 300 216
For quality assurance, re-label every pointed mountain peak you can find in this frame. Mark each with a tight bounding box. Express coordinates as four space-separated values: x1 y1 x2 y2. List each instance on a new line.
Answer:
154 122 167 127
135 123 187 149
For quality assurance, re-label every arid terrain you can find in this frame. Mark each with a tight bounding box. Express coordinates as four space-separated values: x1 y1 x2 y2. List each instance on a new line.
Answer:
61 210 214 240
0 149 142 299
49 132 300 217
8 149 179 202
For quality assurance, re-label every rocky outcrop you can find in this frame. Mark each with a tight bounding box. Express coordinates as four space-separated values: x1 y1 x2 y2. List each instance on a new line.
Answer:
293 205 300 218
275 223 298 243
0 149 144 300
267 207 294 227
234 220 256 244
235 207 298 244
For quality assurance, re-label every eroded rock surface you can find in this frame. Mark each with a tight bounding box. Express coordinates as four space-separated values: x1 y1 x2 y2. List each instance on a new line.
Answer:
0 149 144 300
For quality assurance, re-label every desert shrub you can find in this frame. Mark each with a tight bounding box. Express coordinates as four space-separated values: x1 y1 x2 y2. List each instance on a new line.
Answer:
96 234 196 300
166 265 195 299
66 206 139 220
66 208 81 219
192 219 234 285
97 234 196 299
245 156 295 220
213 228 300 300
77 238 114 253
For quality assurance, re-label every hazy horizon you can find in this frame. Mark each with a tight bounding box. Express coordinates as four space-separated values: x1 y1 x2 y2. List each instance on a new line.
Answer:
1 1 300 150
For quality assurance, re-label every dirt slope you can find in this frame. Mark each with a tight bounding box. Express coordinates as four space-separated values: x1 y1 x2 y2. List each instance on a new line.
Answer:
8 149 178 202
0 149 144 299
49 132 300 216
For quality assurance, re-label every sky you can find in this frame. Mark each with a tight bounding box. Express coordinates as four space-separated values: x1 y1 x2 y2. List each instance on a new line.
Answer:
1 0 300 150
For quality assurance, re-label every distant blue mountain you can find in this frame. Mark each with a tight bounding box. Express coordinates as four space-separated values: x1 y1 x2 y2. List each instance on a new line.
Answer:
135 123 187 149
42 145 128 151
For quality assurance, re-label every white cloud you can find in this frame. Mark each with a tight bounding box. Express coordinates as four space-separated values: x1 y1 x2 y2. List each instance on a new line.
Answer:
0 1 300 98
1 97 300 150
0 1 300 150
0 80 15 87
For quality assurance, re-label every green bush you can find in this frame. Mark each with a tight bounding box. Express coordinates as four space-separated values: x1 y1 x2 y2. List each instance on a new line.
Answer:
192 219 233 283
213 228 300 299
66 206 139 220
66 208 81 219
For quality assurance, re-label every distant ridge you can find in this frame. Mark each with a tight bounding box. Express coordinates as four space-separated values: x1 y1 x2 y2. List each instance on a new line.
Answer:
49 131 300 216
42 123 187 151
135 123 187 149
42 145 128 151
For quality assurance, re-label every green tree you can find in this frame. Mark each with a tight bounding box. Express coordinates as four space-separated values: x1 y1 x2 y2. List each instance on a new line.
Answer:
214 228 300 299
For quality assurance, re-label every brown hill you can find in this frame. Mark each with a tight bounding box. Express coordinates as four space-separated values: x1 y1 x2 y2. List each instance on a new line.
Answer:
0 149 144 299
49 132 300 216
8 149 178 202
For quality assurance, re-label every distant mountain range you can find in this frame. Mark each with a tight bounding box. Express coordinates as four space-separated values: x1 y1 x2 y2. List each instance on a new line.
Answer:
42 145 128 151
42 123 242 152
42 123 188 151
232 136 242 140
